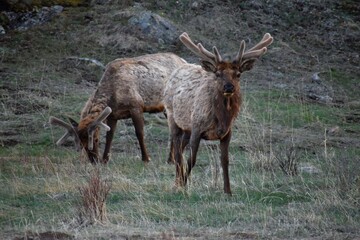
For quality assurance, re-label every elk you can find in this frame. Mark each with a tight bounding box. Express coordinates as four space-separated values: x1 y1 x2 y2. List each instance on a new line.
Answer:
50 53 186 164
164 32 273 194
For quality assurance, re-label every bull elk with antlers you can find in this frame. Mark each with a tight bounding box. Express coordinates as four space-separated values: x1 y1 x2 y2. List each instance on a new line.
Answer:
164 32 273 194
50 53 186 164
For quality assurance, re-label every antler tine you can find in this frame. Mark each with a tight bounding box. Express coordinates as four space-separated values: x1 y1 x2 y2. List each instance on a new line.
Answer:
49 116 72 130
56 132 72 146
179 33 203 57
95 106 112 131
87 107 112 151
243 33 273 60
213 46 222 63
235 40 246 63
179 32 216 65
243 48 268 59
247 33 272 52
49 116 77 146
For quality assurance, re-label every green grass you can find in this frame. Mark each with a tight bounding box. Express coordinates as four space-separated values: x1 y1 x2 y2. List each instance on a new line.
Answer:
1 127 359 238
327 68 359 100
246 89 349 128
1 89 359 238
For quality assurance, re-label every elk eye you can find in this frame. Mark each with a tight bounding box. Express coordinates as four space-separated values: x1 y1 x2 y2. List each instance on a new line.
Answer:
215 71 221 77
236 72 241 78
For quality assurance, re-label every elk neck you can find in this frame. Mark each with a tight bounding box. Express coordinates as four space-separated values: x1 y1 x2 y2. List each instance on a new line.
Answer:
213 88 242 138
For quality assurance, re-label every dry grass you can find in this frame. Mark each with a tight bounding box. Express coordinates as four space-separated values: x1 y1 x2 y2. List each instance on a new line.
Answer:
77 167 111 226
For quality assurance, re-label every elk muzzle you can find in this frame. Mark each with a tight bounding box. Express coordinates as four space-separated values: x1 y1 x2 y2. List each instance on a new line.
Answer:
223 83 235 97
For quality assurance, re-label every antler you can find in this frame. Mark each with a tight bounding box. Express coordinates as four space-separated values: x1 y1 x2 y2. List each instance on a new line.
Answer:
87 106 112 151
180 32 273 66
241 33 273 61
49 116 81 151
49 107 112 151
179 32 222 65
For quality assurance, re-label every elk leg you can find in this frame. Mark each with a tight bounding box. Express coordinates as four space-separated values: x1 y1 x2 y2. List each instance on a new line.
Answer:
168 118 186 186
181 132 190 152
167 134 175 164
102 117 117 164
130 109 150 162
175 132 186 186
167 131 190 164
167 112 175 164
185 131 201 185
220 130 232 195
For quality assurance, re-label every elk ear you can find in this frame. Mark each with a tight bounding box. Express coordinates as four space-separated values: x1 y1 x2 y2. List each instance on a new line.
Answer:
239 59 257 72
201 60 217 73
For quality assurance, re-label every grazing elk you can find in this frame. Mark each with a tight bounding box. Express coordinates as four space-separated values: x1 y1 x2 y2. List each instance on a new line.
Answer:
164 32 273 194
50 53 186 164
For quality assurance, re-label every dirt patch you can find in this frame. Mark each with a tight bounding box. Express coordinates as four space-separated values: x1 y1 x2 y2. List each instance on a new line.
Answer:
13 231 74 240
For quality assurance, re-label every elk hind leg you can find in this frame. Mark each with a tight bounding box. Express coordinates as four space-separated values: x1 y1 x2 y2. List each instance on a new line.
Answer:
169 121 186 187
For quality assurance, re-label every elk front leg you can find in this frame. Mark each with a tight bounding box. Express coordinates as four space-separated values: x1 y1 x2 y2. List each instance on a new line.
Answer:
185 130 201 186
102 117 117 164
130 109 150 162
220 130 232 195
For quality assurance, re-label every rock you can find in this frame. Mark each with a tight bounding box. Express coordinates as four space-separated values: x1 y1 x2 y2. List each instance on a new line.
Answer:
274 83 288 89
191 1 199 9
326 126 340 135
1 0 86 12
0 25 5 34
311 72 321 83
307 93 333 103
127 11 179 45
300 165 321 174
3 5 64 31
347 101 360 109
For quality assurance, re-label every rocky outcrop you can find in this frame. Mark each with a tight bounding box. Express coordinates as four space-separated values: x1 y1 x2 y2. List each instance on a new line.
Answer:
1 0 86 12
1 5 63 33
127 11 179 45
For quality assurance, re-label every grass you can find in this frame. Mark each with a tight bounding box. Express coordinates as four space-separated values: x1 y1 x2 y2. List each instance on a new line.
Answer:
1 99 359 239
1 65 359 238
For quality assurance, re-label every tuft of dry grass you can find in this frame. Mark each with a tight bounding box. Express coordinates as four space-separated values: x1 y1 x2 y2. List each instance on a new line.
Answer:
77 167 111 226
273 144 299 176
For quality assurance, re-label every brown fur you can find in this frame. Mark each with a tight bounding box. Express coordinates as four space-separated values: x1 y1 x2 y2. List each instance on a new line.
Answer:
164 34 272 194
64 53 186 163
164 64 243 194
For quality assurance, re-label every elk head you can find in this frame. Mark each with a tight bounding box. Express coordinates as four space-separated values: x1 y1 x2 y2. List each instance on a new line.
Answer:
179 32 273 98
49 107 112 163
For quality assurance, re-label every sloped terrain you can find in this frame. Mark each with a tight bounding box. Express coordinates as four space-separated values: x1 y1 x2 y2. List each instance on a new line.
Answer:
1 0 359 146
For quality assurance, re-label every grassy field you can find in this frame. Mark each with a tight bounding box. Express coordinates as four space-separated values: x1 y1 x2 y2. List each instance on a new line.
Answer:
1 89 359 239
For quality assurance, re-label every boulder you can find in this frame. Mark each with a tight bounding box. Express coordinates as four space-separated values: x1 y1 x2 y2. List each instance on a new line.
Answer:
3 5 64 31
1 0 86 12
128 11 179 45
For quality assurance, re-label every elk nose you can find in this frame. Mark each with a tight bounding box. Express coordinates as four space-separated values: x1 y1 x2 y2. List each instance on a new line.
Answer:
224 83 235 93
